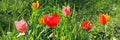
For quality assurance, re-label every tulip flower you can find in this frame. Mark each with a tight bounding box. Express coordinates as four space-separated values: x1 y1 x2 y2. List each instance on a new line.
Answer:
81 21 92 31
62 5 70 17
14 19 27 33
99 13 110 25
60 36 66 40
38 17 44 24
44 13 60 28
14 19 27 37
32 1 39 9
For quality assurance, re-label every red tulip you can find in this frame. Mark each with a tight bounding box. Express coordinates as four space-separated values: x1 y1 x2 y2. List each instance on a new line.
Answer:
62 5 70 17
81 21 92 31
99 13 110 25
44 13 60 28
14 19 27 33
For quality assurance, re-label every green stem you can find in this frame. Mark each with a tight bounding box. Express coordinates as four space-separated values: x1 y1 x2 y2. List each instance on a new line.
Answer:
104 24 107 39
104 25 106 33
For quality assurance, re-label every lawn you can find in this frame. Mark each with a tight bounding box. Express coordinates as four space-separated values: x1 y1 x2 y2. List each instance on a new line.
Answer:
0 0 120 40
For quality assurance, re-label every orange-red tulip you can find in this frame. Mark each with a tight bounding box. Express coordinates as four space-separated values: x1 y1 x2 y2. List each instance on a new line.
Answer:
99 13 110 25
38 17 44 24
32 1 39 9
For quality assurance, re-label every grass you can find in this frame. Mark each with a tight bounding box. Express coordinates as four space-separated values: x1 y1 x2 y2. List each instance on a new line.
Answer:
0 0 120 40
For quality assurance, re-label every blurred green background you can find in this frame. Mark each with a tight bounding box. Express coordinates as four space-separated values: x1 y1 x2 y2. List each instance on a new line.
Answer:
0 0 120 40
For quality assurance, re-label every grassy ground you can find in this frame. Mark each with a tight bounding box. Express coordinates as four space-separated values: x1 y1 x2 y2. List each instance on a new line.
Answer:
0 0 120 40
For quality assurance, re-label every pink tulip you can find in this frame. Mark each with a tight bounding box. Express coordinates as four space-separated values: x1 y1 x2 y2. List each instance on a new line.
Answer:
14 19 27 33
62 5 70 17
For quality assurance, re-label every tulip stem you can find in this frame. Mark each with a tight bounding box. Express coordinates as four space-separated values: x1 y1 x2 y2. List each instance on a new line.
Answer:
104 25 107 33
104 24 107 38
